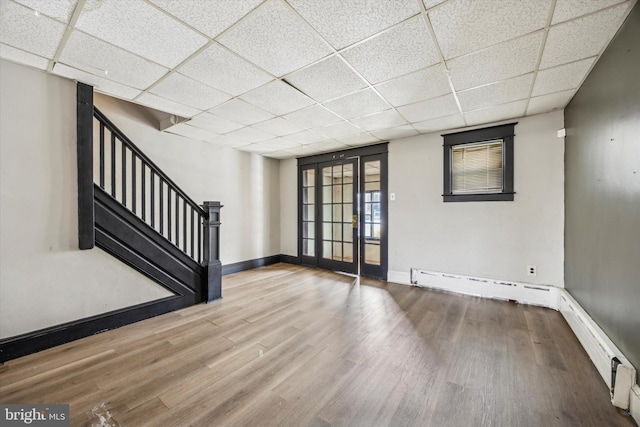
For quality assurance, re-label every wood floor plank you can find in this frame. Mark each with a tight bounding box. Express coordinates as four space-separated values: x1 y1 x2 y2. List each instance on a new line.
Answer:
0 264 634 427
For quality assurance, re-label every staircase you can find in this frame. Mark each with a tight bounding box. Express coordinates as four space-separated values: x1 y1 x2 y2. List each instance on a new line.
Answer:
0 83 222 362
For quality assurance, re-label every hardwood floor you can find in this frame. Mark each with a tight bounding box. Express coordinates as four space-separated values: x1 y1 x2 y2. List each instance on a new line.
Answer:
0 264 635 426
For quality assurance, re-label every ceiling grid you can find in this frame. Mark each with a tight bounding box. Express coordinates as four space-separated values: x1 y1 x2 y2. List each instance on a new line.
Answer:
0 0 635 158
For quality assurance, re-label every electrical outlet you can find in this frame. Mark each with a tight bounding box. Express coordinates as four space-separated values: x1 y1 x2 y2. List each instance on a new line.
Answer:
527 265 537 277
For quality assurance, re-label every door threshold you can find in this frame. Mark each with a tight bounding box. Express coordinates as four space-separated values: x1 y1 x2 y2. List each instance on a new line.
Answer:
335 271 359 278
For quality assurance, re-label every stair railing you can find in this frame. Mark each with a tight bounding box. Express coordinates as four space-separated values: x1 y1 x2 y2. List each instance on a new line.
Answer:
93 107 206 263
77 82 222 302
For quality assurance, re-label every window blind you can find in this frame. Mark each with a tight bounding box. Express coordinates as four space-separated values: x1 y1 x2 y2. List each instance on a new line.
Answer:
452 140 503 194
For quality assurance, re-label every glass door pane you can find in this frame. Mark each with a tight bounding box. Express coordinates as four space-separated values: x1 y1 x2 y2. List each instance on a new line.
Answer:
301 167 315 258
318 159 358 274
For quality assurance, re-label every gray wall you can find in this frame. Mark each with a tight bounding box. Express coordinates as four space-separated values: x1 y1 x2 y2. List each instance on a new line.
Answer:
564 5 640 369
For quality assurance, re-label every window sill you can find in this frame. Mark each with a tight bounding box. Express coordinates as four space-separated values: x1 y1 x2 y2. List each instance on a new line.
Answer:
443 193 515 202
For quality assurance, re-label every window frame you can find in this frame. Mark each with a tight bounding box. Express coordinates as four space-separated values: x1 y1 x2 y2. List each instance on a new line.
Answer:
442 122 516 202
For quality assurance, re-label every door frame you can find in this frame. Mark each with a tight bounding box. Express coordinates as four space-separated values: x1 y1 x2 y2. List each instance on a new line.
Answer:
297 143 388 280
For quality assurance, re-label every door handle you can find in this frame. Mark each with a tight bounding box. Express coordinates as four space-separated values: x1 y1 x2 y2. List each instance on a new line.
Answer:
352 215 358 228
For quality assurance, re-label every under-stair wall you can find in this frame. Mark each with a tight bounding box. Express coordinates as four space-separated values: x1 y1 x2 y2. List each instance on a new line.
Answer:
0 61 281 363
0 60 173 352
0 80 224 362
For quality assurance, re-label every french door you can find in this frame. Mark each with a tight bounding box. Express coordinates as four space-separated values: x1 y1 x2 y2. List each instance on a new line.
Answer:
318 158 358 274
298 144 387 280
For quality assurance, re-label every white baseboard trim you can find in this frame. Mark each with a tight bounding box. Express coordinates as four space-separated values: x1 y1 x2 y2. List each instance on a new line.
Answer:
387 268 560 309
387 271 410 286
558 289 637 413
630 385 640 423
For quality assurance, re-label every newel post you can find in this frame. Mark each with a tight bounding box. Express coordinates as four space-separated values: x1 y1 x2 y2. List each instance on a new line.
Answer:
77 82 95 250
202 201 223 302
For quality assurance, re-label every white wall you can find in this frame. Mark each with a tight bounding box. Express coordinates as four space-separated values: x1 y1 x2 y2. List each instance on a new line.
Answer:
0 60 170 338
93 93 281 265
388 111 565 286
0 60 281 339
280 158 297 257
278 112 565 287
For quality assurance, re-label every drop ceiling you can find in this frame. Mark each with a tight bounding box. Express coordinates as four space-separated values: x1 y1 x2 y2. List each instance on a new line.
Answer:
0 0 635 159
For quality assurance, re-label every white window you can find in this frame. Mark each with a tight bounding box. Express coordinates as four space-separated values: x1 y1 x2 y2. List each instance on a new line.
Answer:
452 140 503 194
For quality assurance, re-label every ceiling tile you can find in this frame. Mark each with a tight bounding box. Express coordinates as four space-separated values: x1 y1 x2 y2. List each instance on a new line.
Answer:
187 112 243 134
341 16 440 84
552 0 625 25
306 140 350 153
135 92 201 117
286 129 327 145
527 89 576 115
350 110 408 132
532 57 595 96
59 31 169 90
209 135 250 148
52 63 142 100
287 0 420 50
423 0 447 9
0 1 66 59
150 73 231 111
371 125 419 140
397 93 460 123
317 121 363 139
429 0 551 59
13 0 78 23
149 0 263 38
208 99 274 125
76 0 208 68
251 117 306 136
285 55 368 103
264 151 296 159
323 88 390 120
375 64 451 107
254 137 301 150
283 105 342 128
337 133 381 146
178 42 274 97
284 144 320 156
165 123 218 142
457 73 534 112
240 79 314 115
217 0 332 77
237 143 278 154
0 43 49 70
464 100 527 127
540 2 630 69
412 113 466 133
224 126 274 143
447 32 543 91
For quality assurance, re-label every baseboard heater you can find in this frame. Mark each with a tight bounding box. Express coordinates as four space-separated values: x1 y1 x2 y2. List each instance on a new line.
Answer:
558 291 638 413
409 267 556 308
